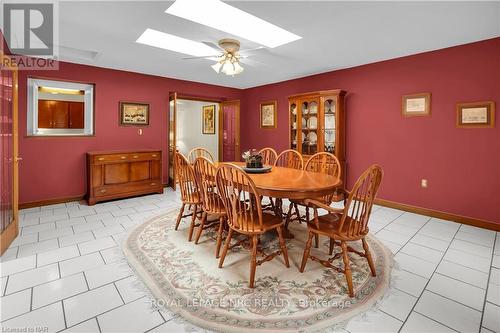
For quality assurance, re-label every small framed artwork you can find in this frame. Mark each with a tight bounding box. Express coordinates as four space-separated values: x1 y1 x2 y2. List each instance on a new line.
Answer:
260 100 277 128
202 105 216 134
402 93 431 117
119 102 150 126
456 101 495 128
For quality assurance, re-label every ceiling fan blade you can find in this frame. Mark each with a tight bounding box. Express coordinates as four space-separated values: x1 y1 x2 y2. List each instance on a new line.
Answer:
239 57 264 67
239 46 266 54
182 55 220 60
202 41 224 51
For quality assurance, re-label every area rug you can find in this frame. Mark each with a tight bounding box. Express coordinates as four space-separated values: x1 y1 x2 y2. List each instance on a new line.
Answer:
123 209 393 333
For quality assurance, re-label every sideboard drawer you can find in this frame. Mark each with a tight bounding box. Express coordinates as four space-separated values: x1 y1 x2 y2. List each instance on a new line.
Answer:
94 180 162 198
129 152 160 161
93 154 129 164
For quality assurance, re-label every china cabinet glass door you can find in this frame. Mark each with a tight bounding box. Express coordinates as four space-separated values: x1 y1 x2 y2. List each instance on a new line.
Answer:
290 101 298 150
323 97 336 154
300 99 319 155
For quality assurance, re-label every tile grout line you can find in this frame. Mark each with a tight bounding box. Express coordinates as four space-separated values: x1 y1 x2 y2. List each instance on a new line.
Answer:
425 289 483 312
411 310 461 333
394 217 460 332
479 232 498 330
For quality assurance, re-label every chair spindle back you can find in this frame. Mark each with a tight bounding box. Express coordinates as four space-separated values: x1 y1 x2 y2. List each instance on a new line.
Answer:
175 152 200 203
193 157 224 214
275 149 304 170
259 147 278 166
216 164 264 233
337 165 383 238
188 147 214 164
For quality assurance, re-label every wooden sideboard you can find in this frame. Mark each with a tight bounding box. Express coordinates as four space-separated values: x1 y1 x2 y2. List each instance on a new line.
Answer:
87 149 163 205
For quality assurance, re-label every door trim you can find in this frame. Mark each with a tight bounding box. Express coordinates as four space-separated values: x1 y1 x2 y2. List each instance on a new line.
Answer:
220 100 241 162
0 52 19 255
168 92 177 190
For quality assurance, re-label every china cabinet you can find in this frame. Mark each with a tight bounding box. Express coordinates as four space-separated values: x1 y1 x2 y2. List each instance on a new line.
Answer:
288 89 346 169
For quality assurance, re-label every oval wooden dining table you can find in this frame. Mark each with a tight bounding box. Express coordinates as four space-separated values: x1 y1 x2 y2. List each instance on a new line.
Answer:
215 162 342 200
214 162 342 237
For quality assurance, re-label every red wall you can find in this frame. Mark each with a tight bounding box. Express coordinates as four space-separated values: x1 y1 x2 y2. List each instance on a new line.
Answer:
18 62 241 204
240 37 500 223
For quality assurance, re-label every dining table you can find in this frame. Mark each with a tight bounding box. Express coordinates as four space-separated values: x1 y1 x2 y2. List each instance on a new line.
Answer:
214 162 342 237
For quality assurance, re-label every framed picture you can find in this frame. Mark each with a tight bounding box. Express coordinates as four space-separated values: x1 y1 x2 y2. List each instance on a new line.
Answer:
202 105 216 134
119 102 150 126
402 93 431 117
456 101 495 128
260 100 277 128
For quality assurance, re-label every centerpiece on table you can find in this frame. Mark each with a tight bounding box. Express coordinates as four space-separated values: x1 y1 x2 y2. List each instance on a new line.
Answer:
242 149 272 173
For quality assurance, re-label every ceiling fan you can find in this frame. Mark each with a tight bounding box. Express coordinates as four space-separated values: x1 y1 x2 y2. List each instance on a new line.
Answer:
183 39 264 76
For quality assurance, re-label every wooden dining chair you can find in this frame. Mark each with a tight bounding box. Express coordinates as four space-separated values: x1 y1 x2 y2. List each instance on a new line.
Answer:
216 163 290 288
258 147 278 212
286 152 342 246
174 152 202 241
259 147 278 166
274 149 304 170
299 164 383 297
188 147 214 164
193 157 227 258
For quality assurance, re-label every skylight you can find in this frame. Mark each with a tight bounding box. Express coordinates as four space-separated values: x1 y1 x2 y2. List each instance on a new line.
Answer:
165 0 302 48
136 29 217 57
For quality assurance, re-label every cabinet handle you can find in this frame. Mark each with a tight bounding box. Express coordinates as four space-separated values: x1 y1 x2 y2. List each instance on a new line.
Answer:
100 189 106 193
98 157 105 161
121 156 126 159
152 154 157 157
133 155 139 159
151 183 156 186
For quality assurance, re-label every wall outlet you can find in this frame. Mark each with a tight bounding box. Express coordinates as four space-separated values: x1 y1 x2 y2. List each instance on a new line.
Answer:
138 129 143 135
421 179 428 188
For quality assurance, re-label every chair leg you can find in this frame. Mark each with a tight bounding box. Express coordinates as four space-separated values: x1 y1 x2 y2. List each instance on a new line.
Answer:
218 229 233 268
294 204 301 223
305 207 310 222
300 231 314 273
249 235 258 288
215 217 225 258
175 203 185 231
276 226 290 268
194 212 207 244
341 241 354 297
314 234 319 248
329 238 335 255
187 204 198 242
285 202 293 229
362 238 377 277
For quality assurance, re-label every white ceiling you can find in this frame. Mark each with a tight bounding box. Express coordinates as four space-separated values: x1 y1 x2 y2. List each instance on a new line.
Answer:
57 1 500 89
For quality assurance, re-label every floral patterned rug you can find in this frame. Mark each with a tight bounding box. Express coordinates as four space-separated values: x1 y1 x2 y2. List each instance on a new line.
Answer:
123 209 393 333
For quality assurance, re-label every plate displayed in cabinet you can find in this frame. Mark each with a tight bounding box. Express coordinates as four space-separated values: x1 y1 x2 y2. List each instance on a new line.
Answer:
307 131 317 145
309 103 318 114
301 131 306 143
308 116 317 129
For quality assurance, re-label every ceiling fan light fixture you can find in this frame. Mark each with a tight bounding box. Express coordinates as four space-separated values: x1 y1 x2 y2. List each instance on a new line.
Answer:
232 62 244 75
211 62 222 73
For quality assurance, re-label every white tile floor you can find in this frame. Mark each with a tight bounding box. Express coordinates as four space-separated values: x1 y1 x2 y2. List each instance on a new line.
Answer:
1 189 499 333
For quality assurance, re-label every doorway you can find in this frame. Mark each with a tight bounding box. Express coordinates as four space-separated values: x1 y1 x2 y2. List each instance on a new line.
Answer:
220 100 240 162
0 53 20 255
168 94 240 189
